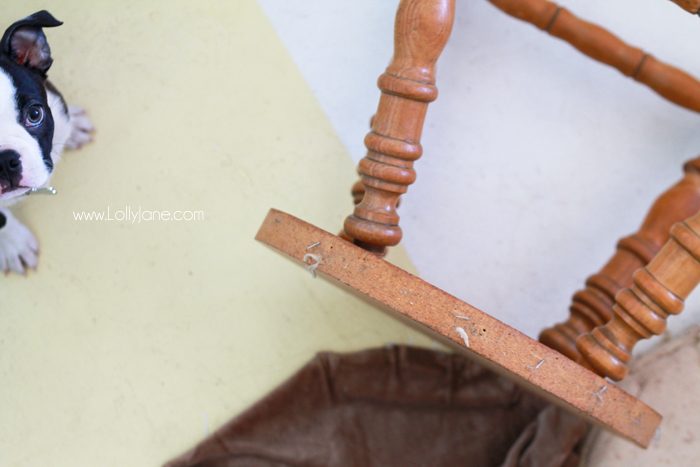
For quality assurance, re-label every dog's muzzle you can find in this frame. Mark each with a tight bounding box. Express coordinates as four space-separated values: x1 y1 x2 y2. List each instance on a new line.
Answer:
0 149 22 192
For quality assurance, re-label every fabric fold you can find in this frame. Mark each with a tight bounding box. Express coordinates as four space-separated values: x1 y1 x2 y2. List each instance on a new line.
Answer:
165 346 587 467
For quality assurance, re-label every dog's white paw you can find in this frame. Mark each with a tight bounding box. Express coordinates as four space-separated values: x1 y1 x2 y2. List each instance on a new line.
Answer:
0 211 39 275
65 106 95 150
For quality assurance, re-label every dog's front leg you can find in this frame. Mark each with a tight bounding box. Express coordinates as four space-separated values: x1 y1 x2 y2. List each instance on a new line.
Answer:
0 209 39 275
65 106 95 150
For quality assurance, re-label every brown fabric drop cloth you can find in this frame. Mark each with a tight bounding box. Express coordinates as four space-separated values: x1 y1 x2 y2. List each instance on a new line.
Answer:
165 346 588 467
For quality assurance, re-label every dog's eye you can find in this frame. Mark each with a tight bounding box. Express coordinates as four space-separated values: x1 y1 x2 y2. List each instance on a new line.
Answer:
24 105 45 127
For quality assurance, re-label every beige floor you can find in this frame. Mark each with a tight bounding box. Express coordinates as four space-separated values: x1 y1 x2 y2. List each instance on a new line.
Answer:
0 2 434 466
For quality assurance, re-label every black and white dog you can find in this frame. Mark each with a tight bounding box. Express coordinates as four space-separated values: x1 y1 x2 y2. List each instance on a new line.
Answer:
0 11 93 275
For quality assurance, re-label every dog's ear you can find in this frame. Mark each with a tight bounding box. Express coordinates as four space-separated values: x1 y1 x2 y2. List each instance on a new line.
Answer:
0 11 62 75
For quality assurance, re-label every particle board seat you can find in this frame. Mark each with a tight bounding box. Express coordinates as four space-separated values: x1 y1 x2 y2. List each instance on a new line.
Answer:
256 209 661 447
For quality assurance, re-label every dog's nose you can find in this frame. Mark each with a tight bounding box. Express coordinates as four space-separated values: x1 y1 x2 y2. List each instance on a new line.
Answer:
0 150 22 189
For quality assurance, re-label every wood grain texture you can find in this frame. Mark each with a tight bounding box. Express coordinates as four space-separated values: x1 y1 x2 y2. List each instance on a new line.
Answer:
344 0 455 253
578 209 700 381
490 0 700 112
540 158 700 360
669 0 700 14
257 209 661 448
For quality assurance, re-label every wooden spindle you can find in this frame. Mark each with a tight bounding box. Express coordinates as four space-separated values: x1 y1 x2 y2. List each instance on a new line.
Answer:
351 179 365 206
343 0 455 253
490 0 700 113
578 210 700 381
338 180 366 242
669 0 700 14
540 158 700 360
341 181 403 245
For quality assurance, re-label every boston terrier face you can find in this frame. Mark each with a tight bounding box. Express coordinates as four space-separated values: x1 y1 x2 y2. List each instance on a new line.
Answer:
0 11 63 202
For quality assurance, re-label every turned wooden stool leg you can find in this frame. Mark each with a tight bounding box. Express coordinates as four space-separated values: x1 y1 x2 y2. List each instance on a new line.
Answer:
540 158 700 360
577 210 700 381
338 180 366 242
350 180 365 206
349 116 374 208
343 0 455 254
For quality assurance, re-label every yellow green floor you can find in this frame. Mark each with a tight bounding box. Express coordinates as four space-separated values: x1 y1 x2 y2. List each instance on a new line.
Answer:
0 2 433 465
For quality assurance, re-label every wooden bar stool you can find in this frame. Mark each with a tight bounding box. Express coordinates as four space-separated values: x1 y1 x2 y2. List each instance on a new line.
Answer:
257 0 700 448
